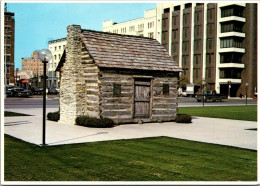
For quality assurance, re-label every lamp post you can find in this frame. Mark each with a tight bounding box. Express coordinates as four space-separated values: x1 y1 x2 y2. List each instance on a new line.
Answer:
228 81 231 99
39 49 52 146
202 79 206 107
15 68 18 87
245 83 248 106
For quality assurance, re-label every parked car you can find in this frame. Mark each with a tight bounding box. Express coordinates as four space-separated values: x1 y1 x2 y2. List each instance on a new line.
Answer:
5 85 14 97
31 87 43 95
48 87 58 94
195 90 227 102
12 88 32 97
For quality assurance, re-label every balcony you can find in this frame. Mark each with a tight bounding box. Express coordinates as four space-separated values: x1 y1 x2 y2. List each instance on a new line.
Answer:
219 32 245 38
219 79 241 84
219 16 246 23
218 63 245 68
218 47 245 53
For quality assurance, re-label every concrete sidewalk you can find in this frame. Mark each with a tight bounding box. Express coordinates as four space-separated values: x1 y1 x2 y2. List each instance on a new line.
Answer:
4 108 257 150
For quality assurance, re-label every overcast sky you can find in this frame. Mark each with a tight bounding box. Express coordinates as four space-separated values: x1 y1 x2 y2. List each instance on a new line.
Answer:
6 2 156 70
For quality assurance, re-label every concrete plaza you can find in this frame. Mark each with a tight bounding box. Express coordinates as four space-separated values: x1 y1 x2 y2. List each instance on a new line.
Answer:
4 107 257 150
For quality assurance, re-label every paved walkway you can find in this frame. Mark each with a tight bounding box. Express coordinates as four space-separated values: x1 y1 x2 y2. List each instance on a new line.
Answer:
4 108 257 150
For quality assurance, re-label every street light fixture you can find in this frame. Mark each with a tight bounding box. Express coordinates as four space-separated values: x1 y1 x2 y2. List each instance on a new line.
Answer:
202 79 206 107
245 82 248 106
39 49 52 146
228 81 231 99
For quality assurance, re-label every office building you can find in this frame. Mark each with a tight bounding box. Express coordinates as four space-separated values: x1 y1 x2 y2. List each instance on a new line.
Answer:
48 38 67 88
4 10 15 85
103 8 157 39
157 3 257 97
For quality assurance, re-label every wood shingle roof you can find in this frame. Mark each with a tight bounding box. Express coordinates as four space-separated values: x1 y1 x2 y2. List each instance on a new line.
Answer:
80 30 182 72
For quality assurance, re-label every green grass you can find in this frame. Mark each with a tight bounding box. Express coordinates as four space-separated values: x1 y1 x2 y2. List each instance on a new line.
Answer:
4 111 31 117
4 135 256 181
178 106 257 121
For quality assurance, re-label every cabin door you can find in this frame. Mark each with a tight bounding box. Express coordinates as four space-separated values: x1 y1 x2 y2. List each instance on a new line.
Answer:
134 79 151 118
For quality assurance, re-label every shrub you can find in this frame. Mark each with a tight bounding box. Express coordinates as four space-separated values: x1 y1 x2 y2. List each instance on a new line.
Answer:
47 111 60 122
75 116 115 128
175 114 192 123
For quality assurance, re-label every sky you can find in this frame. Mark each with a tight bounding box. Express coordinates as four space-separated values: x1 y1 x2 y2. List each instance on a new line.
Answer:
6 2 156 70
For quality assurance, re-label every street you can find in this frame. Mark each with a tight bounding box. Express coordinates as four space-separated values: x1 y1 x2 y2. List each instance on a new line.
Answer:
4 95 257 109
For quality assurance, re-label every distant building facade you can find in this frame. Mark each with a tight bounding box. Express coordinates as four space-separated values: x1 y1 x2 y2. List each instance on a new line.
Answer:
103 8 157 39
48 38 67 88
103 3 257 97
157 3 257 97
21 51 45 84
4 11 15 85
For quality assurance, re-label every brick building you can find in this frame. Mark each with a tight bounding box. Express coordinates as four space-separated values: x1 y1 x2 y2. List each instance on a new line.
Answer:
21 51 46 85
4 11 15 85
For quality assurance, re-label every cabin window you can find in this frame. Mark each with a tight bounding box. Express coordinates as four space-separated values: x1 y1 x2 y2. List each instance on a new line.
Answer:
163 83 169 95
113 83 121 97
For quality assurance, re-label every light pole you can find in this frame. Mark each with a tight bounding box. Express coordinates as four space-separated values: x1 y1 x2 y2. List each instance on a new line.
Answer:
15 68 18 87
202 79 206 107
245 83 248 106
228 81 231 99
39 49 52 146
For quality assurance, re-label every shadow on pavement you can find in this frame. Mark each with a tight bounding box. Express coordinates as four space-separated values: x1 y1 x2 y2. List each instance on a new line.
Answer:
47 131 109 146
5 121 32 126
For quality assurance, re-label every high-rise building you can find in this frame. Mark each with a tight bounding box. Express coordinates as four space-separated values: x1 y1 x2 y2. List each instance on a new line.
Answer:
21 51 45 82
157 3 257 97
4 10 15 86
48 38 67 88
102 3 257 97
103 8 157 39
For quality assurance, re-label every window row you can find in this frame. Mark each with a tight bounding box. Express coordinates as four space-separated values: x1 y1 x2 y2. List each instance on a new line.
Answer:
220 37 243 48
220 53 242 63
148 22 154 29
221 22 243 33
219 68 242 79
221 6 244 18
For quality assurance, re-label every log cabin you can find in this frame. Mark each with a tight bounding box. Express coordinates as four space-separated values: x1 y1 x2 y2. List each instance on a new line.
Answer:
56 25 182 124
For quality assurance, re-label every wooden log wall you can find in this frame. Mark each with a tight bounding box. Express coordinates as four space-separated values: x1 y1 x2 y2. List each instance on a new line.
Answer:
99 69 179 124
80 42 100 118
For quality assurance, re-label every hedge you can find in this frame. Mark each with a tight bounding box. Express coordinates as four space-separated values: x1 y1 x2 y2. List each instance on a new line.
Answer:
75 116 115 128
175 114 192 123
47 111 60 122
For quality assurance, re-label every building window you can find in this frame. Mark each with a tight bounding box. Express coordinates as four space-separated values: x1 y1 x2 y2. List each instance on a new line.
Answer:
220 37 243 48
163 83 170 95
59 46 61 50
4 35 11 40
173 16 177 25
63 45 65 49
59 54 61 59
54 55 57 60
55 46 57 51
221 5 244 18
208 68 211 78
129 26 135 32
4 26 11 31
220 52 242 63
6 66 10 74
196 12 200 22
148 32 154 38
113 83 121 97
221 21 243 33
220 68 242 79
4 55 11 62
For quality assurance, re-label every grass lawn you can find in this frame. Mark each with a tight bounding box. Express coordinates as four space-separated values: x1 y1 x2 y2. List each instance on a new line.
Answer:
4 135 256 181
4 111 31 117
178 106 257 121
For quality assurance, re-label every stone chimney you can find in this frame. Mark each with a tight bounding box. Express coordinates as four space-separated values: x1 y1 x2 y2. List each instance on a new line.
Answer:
59 25 82 124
